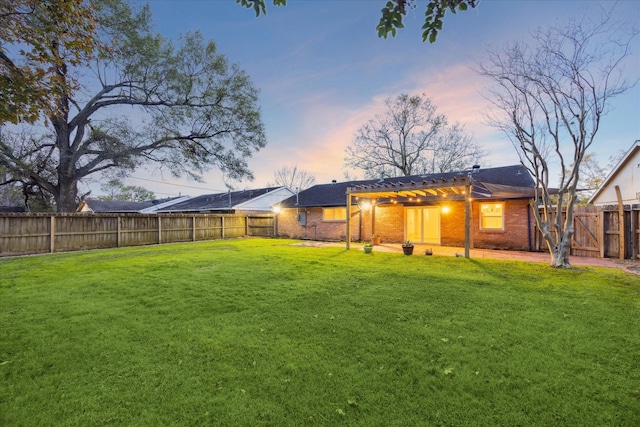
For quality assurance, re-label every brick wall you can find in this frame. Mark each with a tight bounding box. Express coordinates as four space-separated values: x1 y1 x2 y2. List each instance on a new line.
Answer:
277 198 535 251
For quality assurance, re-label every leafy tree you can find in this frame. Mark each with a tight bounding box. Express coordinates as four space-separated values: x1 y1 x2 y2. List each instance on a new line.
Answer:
344 93 486 178
567 151 627 204
98 179 155 202
0 0 266 212
268 165 316 191
477 13 637 268
0 0 100 124
236 0 477 42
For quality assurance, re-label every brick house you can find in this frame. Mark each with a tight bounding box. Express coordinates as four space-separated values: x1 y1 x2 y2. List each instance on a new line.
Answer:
274 165 538 252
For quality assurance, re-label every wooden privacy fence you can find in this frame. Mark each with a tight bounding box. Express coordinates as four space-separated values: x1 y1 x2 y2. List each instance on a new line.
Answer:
0 213 275 257
536 205 640 260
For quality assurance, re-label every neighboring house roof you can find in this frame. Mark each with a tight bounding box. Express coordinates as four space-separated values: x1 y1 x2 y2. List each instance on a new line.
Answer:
157 186 293 213
77 199 155 213
278 165 535 208
588 140 640 206
139 196 192 214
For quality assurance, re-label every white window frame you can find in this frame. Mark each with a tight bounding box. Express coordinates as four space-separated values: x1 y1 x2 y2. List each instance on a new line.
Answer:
479 202 504 231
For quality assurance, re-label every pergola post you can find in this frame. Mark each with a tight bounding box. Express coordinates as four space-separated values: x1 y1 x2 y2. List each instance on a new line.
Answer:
464 183 471 258
346 192 352 250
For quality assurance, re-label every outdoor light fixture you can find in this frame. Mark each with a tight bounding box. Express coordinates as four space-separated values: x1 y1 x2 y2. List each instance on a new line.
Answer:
272 205 281 214
360 201 372 211
442 206 450 214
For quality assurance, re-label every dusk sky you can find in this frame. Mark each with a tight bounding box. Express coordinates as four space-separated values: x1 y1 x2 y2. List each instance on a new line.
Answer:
121 0 640 198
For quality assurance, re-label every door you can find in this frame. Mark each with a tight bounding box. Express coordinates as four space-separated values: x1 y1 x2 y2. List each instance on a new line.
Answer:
405 207 440 244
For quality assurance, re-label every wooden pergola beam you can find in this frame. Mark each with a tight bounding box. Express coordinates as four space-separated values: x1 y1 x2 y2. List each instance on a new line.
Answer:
345 176 473 258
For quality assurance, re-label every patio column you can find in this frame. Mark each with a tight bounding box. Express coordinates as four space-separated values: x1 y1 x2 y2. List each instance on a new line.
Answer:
346 192 352 250
464 183 471 258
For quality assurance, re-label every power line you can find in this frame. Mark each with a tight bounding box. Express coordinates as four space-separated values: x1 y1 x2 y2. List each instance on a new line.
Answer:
129 176 224 192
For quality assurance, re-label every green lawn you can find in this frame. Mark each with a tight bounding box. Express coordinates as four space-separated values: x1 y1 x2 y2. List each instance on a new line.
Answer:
1 238 639 426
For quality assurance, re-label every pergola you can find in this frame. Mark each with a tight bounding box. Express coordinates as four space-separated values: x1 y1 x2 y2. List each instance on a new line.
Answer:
345 174 473 257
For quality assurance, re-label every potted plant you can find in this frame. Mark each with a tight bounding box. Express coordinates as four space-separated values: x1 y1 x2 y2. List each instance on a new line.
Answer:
402 240 414 255
371 234 381 246
363 242 374 254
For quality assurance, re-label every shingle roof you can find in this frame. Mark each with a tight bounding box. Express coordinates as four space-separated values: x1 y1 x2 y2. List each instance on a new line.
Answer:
157 187 282 212
80 199 155 212
279 165 534 208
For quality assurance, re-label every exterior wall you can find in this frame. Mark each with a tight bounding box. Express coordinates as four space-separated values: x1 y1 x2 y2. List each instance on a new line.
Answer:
472 199 533 251
278 198 535 251
277 207 363 241
590 147 640 206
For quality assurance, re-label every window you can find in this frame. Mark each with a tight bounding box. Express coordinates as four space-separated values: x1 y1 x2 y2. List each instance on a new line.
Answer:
323 207 346 221
480 203 504 230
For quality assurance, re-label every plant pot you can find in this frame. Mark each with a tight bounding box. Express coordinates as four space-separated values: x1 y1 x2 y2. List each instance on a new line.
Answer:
364 246 373 254
371 237 381 246
402 246 414 255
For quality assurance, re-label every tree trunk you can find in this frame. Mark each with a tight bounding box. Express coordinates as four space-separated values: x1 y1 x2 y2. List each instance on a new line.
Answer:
538 218 573 269
55 177 79 212
550 242 572 268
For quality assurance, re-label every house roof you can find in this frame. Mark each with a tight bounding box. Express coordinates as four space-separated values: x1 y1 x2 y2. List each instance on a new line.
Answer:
278 165 535 208
139 196 192 213
157 187 284 212
588 140 640 205
78 199 156 213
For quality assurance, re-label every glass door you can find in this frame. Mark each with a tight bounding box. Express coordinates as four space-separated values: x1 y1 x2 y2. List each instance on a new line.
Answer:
405 207 440 244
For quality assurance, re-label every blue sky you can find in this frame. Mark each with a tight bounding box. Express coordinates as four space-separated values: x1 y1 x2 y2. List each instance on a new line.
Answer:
124 0 640 197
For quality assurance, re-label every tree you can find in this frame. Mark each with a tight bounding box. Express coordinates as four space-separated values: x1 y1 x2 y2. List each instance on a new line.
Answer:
344 93 486 179
98 179 155 202
269 165 316 191
477 14 637 268
0 0 100 124
0 0 266 212
567 151 627 204
236 0 477 43
0 128 57 211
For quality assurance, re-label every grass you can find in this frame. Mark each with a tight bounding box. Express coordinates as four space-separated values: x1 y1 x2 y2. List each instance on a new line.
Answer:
1 238 639 426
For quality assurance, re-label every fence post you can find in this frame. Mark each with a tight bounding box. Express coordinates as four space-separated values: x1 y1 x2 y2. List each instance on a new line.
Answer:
192 216 196 241
598 211 605 258
221 216 225 239
615 186 625 259
245 216 249 236
117 216 121 248
158 215 162 244
50 215 55 253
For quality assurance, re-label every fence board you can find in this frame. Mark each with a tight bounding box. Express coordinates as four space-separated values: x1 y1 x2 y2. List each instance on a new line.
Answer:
0 213 275 257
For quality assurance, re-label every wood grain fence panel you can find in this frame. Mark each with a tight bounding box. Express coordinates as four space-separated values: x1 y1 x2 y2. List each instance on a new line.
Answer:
54 215 118 251
119 215 159 247
0 215 51 256
195 215 222 240
159 216 193 244
223 215 246 238
603 210 620 259
247 215 275 237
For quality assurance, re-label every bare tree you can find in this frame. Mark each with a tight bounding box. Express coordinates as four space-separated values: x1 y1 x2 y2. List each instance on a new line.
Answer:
269 165 316 191
478 13 637 268
345 93 486 178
